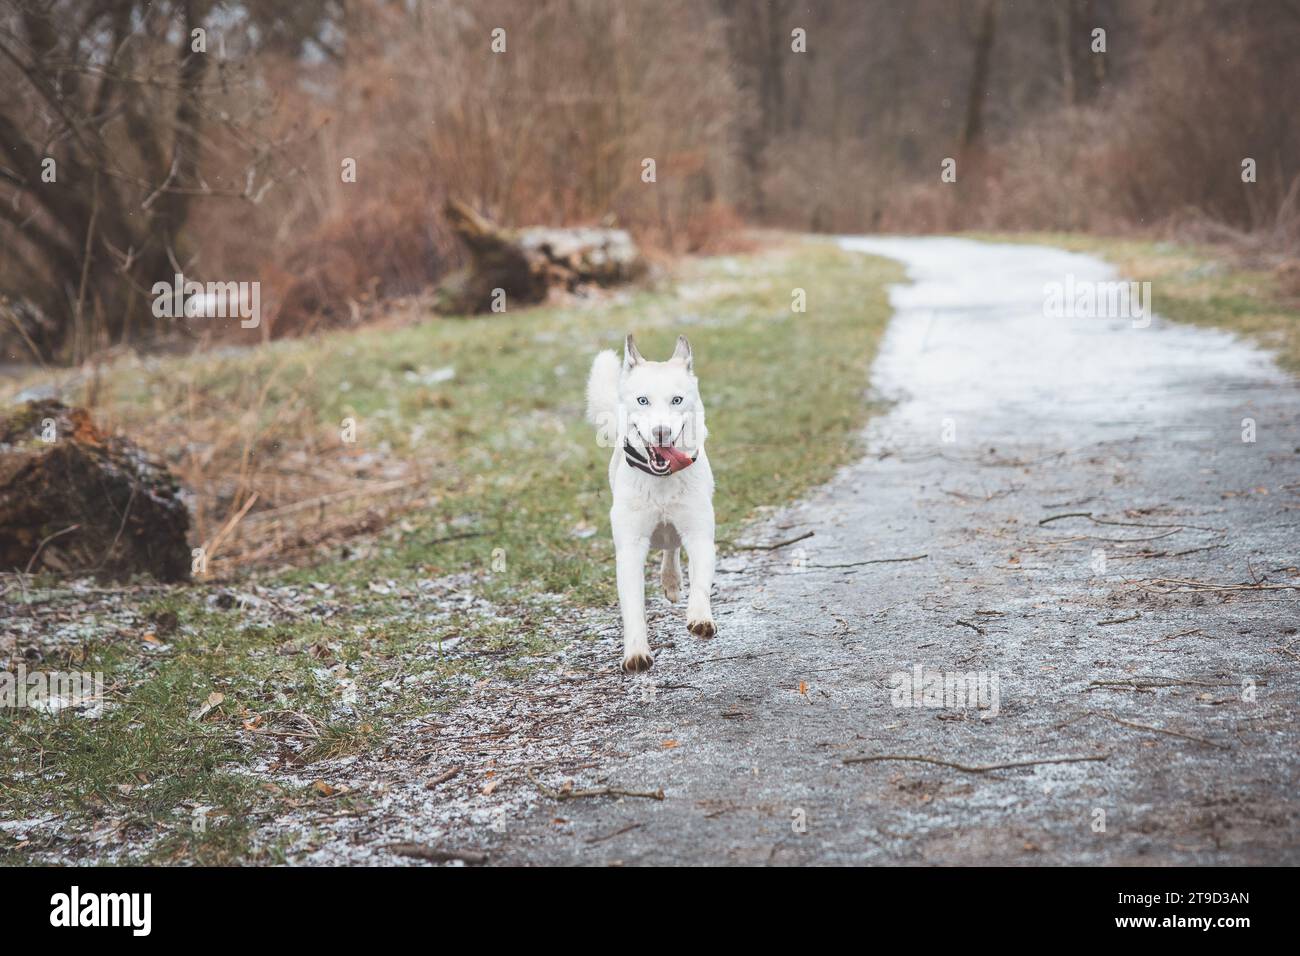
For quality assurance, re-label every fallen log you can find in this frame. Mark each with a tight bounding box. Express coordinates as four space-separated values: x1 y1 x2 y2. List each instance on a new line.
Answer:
0 400 191 581
436 199 646 314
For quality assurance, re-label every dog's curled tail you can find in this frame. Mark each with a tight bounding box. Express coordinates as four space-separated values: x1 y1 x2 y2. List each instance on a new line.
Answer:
585 349 621 439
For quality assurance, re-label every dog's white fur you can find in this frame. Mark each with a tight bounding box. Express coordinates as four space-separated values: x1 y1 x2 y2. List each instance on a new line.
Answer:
586 333 715 671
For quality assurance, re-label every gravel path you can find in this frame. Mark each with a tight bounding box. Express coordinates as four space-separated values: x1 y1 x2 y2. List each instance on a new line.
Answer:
493 237 1300 865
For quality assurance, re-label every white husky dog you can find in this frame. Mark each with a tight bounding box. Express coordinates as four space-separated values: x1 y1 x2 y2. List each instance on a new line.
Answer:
586 333 715 671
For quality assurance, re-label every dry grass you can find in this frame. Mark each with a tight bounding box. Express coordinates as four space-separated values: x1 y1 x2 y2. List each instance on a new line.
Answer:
3 337 434 575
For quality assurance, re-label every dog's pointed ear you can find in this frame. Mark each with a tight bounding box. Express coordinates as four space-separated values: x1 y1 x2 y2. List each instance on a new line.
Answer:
671 334 693 372
623 333 645 370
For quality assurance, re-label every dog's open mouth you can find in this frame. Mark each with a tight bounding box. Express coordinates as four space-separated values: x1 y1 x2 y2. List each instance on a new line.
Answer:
624 438 697 476
648 444 695 473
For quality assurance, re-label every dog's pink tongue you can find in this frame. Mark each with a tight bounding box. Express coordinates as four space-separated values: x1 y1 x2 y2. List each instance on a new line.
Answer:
653 446 694 473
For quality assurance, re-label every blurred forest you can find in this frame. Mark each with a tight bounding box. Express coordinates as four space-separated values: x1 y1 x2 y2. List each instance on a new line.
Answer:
2 0 1298 362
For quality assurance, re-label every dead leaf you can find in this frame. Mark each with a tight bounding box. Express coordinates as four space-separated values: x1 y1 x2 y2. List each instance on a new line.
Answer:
189 691 224 721
798 681 808 695
482 778 500 796
662 739 679 749
313 780 336 797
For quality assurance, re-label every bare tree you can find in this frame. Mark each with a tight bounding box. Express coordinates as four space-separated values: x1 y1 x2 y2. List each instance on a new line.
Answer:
0 0 306 362
961 0 999 152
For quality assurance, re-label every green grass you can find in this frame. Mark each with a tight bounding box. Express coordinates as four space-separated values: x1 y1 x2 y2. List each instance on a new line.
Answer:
971 232 1300 373
0 238 899 863
1 606 285 864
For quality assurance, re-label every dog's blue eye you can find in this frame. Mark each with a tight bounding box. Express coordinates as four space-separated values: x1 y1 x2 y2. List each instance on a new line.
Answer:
637 396 649 406
671 396 683 405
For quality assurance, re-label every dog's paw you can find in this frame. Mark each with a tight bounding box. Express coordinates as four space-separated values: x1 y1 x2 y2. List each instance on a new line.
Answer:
663 582 681 604
687 615 716 638
622 652 654 673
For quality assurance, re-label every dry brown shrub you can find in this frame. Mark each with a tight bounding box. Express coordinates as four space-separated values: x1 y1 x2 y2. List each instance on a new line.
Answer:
267 199 460 337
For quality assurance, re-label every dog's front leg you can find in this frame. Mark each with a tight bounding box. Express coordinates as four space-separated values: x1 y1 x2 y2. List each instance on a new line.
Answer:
683 526 716 638
614 528 653 671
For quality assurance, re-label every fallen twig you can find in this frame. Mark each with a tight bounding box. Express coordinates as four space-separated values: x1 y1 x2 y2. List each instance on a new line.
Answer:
1038 512 1222 532
1077 528 1184 543
1085 676 1248 692
584 822 643 845
1109 545 1225 562
426 765 462 789
527 768 664 801
842 753 1110 774
943 484 1021 502
1089 711 1230 750
1097 613 1141 626
695 650 781 666
808 553 928 569
386 843 488 864
1139 577 1300 594
732 530 814 551
955 618 986 635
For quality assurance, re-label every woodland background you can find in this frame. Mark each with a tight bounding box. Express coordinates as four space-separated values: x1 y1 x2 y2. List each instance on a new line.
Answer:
2 0 1298 362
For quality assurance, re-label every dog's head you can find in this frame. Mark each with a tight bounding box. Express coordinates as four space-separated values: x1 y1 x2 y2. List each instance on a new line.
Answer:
621 333 706 461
